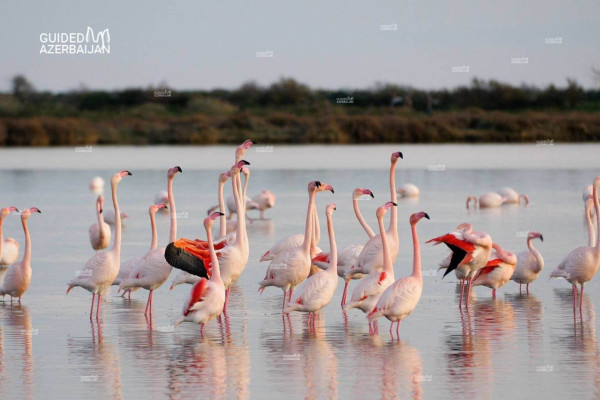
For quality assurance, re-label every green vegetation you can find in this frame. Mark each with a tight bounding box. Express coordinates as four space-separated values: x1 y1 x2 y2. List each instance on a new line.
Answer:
1 76 599 146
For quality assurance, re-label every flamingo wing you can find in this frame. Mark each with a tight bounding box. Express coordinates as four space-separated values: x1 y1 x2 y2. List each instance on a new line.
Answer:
165 240 212 279
427 233 475 278
184 278 209 316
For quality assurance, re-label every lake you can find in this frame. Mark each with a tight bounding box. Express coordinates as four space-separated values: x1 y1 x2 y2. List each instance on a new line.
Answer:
0 144 598 399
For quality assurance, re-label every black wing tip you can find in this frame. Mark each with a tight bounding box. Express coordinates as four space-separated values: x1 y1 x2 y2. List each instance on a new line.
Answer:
164 242 209 279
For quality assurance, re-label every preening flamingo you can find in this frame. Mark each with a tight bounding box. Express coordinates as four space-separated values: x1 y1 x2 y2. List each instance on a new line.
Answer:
498 187 529 205
472 243 517 298
397 183 419 198
89 176 105 195
103 210 129 225
119 166 181 316
0 206 20 268
175 212 226 335
466 193 506 209
67 170 131 321
0 208 41 303
258 181 334 311
550 176 600 312
154 190 169 206
89 195 111 252
368 211 429 338
345 202 397 322
427 222 492 308
313 188 375 306
284 204 339 326
346 151 403 278
510 231 544 294
252 190 276 219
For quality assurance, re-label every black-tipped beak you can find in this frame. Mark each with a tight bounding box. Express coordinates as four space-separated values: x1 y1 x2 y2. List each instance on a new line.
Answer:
251 140 257 144
398 152 403 159
330 189 335 194
36 209 42 213
334 206 337 210
176 166 182 173
540 235 544 242
125 171 132 176
241 160 250 166
370 193 374 198
424 213 430 220
99 209 103 214
218 212 225 216
392 202 398 206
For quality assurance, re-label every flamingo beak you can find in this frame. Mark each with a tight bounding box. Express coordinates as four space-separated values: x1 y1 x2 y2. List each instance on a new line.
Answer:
423 212 430 219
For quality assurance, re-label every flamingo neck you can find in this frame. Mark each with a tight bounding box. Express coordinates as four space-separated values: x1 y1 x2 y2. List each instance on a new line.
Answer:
302 191 316 254
326 212 337 275
96 206 106 241
311 203 320 253
218 181 226 239
149 211 158 250
232 173 247 248
527 238 544 273
242 172 249 200
21 217 31 267
111 180 122 257
168 176 177 244
379 215 392 274
206 225 222 284
353 197 375 238
586 204 596 247
387 160 398 236
410 222 421 278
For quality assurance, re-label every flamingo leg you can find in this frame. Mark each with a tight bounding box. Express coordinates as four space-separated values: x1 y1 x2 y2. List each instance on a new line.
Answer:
519 283 522 294
90 294 95 321
396 321 401 338
466 278 474 308
144 290 153 316
572 284 578 313
223 288 230 314
389 321 393 337
282 291 287 312
526 283 530 295
492 289 496 299
288 289 293 303
201 323 205 337
261 210 265 219
341 280 349 306
459 279 465 308
128 290 131 301
96 294 101 321
580 283 584 311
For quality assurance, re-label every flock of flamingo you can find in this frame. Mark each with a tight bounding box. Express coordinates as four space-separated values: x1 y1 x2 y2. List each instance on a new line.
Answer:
0 139 598 339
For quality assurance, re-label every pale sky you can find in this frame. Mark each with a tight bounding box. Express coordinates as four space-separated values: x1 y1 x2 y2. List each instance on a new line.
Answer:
1 0 599 92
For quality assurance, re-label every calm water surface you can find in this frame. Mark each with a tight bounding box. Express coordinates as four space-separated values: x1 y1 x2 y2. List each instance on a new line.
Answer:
0 144 599 399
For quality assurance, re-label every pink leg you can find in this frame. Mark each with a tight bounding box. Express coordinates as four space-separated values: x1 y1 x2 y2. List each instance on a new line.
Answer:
261 211 265 219
128 290 131 301
580 284 584 310
389 321 393 337
288 289 293 303
519 283 522 294
459 280 465 308
572 284 578 313
282 291 287 312
144 290 153 316
492 289 496 298
201 323 205 337
90 293 96 321
341 280 349 306
223 288 230 314
96 294 101 321
526 283 529 295
396 320 400 337
466 278 473 307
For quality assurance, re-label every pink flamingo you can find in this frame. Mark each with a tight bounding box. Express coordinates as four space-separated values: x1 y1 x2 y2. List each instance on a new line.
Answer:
498 187 529 205
344 202 397 327
0 206 20 268
472 243 518 298
119 166 181 316
284 204 339 326
427 222 492 308
0 208 41 303
368 211 429 339
89 195 111 252
510 231 544 294
550 176 600 312
175 212 226 335
312 188 375 306
67 170 131 321
346 151 403 278
258 181 334 311
252 190 276 220
466 193 506 209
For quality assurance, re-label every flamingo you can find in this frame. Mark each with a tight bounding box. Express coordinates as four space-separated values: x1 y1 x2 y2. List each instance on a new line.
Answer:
154 190 169 206
0 208 41 303
550 176 600 312
466 193 506 209
368 211 429 338
344 202 397 324
397 183 419 198
498 187 529 205
312 188 375 306
103 210 129 225
119 166 181 316
584 198 596 247
89 195 111 252
346 151 403 278
67 170 131 321
252 190 276 219
472 243 518 298
427 222 492 308
284 203 339 326
225 167 259 219
89 176 105 195
175 212 226 335
0 206 20 268
258 181 334 311
510 231 544 294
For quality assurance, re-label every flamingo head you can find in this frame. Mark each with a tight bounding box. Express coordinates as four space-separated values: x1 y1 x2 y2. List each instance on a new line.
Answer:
456 223 473 233
231 160 250 175
235 139 256 161
0 206 19 218
326 203 336 216
308 180 321 192
149 203 167 215
168 166 182 178
390 151 403 163
204 211 225 229
96 195 104 214
528 231 543 242
21 207 41 220
89 176 105 194
353 188 374 200
242 166 250 177
219 171 231 183
376 201 397 218
410 211 430 224
316 182 334 194
112 170 132 185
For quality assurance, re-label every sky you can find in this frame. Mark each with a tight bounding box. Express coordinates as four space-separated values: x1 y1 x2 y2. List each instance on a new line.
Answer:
1 0 599 92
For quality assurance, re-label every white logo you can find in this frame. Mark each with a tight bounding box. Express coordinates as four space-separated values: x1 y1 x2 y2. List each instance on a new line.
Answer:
40 27 110 55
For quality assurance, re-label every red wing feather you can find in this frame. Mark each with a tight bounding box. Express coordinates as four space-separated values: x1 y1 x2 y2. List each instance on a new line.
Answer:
184 278 208 316
477 259 503 276
312 252 329 263
426 233 476 254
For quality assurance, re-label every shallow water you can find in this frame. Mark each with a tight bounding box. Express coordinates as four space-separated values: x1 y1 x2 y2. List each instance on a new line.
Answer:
0 144 599 399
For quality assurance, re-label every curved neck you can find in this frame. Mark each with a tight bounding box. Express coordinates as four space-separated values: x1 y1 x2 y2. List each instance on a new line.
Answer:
586 205 596 247
354 197 375 238
206 224 222 284
242 172 249 200
378 215 392 274
527 238 544 273
168 176 177 243
387 160 398 235
232 173 247 247
111 180 122 256
218 180 227 239
326 212 337 274
22 217 31 266
150 211 158 250
302 191 316 254
410 222 421 278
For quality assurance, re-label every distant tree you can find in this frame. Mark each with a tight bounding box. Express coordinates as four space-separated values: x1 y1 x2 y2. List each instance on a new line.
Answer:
12 75 35 101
